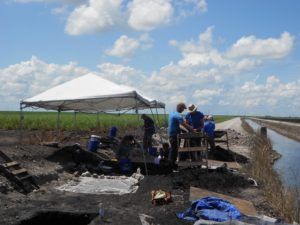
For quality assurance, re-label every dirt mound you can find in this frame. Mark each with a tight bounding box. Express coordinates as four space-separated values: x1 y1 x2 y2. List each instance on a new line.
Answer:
171 168 251 194
209 146 249 163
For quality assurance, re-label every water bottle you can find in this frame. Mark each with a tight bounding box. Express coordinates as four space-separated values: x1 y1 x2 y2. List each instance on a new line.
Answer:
98 203 104 220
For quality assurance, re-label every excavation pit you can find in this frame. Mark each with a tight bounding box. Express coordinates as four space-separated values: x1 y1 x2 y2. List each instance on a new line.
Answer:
19 211 97 225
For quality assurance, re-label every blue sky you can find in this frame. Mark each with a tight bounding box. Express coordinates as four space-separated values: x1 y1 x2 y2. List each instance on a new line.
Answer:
1 0 300 116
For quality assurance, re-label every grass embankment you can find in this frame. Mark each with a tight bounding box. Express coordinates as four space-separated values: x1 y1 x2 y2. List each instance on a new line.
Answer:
259 116 300 124
251 118 300 143
241 118 300 223
0 111 235 131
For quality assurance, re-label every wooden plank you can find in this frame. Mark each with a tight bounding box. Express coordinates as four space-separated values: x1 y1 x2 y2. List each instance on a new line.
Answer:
178 146 207 152
178 161 205 167
207 159 241 170
0 150 12 162
2 161 19 168
178 132 205 139
189 186 257 216
11 168 27 175
18 174 32 181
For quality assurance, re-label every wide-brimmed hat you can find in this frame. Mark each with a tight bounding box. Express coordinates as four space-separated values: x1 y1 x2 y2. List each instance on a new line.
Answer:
188 104 197 112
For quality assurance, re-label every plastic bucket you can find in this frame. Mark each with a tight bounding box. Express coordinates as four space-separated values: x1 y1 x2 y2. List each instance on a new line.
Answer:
148 147 157 156
109 126 118 138
119 158 132 173
88 135 100 152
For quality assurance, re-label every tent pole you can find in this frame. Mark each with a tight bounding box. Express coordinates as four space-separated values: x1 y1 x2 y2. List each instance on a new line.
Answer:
19 102 24 149
155 106 160 128
150 107 164 146
57 108 61 140
163 107 167 127
97 112 100 131
73 111 77 130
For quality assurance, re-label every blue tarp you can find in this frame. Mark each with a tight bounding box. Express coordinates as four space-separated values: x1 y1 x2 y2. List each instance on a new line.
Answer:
176 196 241 222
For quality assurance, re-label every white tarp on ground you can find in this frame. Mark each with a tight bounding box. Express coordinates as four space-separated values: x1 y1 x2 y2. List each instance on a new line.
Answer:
21 73 165 112
57 176 141 195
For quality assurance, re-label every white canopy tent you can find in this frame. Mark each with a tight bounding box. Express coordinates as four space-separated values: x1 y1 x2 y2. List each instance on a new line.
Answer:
20 73 166 175
21 73 165 112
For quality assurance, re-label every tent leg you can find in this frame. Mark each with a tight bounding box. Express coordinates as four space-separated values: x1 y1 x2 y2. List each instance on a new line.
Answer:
97 113 100 131
155 107 160 127
19 103 24 149
150 107 164 146
163 108 167 127
140 143 148 176
57 109 61 140
73 111 77 130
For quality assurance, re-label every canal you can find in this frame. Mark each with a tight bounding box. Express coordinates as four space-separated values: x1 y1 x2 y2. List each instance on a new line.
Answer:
247 119 300 188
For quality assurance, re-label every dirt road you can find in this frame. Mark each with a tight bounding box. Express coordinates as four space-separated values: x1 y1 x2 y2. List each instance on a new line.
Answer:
216 117 246 135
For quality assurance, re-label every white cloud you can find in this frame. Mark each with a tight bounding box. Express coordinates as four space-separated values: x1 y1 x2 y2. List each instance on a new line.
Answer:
97 62 146 87
12 0 86 3
227 32 294 59
105 34 153 58
1 56 299 116
52 5 69 15
139 33 153 50
65 0 123 35
170 26 214 53
0 56 89 109
175 0 207 18
105 35 140 58
192 88 222 106
12 0 45 2
193 89 222 98
170 28 295 77
11 0 206 35
220 76 300 115
266 75 280 85
127 0 173 31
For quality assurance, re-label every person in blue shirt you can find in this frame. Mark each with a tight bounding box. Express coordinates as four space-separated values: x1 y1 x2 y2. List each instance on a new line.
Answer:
168 102 193 165
185 104 204 132
185 104 205 149
204 115 216 151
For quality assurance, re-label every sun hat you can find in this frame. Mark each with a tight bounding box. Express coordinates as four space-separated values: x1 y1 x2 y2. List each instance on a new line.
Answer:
188 104 197 113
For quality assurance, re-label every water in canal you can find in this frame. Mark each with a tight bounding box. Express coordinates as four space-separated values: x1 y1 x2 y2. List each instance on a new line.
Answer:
247 120 300 187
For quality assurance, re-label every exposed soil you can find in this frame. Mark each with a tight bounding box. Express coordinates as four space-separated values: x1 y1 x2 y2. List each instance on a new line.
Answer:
0 125 280 225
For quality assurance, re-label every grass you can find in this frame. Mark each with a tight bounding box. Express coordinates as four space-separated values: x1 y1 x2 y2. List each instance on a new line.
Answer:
0 111 235 131
258 116 300 124
242 119 300 223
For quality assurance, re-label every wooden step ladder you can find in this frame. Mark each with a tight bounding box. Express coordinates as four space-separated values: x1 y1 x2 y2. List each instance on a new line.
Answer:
177 132 209 171
0 150 39 194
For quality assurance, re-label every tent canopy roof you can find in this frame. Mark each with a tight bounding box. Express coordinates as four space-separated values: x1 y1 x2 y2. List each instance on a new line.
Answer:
21 73 165 112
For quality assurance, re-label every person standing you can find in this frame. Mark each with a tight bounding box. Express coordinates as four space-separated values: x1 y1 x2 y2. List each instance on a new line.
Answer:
185 104 205 149
184 104 204 132
168 103 193 165
204 115 216 151
141 114 155 151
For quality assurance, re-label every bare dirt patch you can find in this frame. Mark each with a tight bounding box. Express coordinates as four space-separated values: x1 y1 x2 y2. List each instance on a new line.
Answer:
0 127 280 225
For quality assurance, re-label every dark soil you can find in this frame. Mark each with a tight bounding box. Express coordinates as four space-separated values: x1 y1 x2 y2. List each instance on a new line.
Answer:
0 129 278 225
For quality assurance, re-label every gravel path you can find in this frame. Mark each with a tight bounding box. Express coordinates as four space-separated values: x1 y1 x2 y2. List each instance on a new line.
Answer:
216 117 246 135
